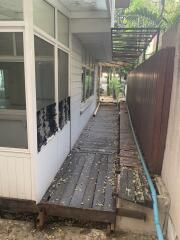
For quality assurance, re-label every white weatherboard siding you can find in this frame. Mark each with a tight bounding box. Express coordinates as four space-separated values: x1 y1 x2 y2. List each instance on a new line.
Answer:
35 35 97 202
35 35 96 202
36 123 70 202
70 35 96 147
0 150 32 200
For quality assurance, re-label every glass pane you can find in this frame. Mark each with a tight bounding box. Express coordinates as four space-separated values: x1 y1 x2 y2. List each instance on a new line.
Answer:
85 69 90 99
58 49 69 101
0 32 24 56
33 0 55 37
15 32 24 56
0 32 27 148
81 67 86 102
90 71 95 96
0 0 23 21
34 36 55 111
0 33 13 55
57 11 69 47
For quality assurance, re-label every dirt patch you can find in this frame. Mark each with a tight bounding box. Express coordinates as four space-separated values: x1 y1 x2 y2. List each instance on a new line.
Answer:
0 215 156 240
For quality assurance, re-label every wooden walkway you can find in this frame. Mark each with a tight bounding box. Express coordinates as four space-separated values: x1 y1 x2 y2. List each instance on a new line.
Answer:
117 102 152 207
38 103 119 224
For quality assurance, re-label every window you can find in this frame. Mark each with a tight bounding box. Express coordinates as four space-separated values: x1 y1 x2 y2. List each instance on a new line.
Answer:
0 32 27 148
33 0 55 37
0 70 5 92
90 71 95 96
58 49 69 101
34 36 55 111
0 32 24 56
57 11 69 47
34 36 57 151
81 68 95 102
81 67 86 102
0 0 23 21
58 49 70 129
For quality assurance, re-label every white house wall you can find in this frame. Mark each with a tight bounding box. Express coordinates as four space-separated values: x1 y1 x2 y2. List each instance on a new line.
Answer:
0 0 98 203
0 150 32 200
36 123 70 202
35 35 97 202
70 34 96 147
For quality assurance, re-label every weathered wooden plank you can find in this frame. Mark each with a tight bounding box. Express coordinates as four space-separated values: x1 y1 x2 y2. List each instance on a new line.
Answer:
138 170 152 206
93 155 108 210
42 155 72 202
0 197 38 213
127 168 136 202
59 155 86 206
49 153 81 204
38 203 116 224
70 153 94 207
117 207 146 220
120 149 138 158
82 154 102 208
119 168 136 202
103 155 116 211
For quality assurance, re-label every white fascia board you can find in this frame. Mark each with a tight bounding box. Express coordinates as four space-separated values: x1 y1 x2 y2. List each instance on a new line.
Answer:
70 11 109 19
71 18 111 33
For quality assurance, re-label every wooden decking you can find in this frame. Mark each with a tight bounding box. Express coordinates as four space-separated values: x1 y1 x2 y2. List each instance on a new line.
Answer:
117 102 152 207
38 103 119 224
38 101 152 227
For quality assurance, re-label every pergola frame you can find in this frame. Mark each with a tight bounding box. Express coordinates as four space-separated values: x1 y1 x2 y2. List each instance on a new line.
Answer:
111 27 160 64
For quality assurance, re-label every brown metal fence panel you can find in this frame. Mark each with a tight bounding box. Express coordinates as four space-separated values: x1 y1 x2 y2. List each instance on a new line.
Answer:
127 47 175 174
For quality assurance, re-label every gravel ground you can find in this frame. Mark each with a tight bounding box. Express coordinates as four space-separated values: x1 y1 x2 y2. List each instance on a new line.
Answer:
0 214 156 240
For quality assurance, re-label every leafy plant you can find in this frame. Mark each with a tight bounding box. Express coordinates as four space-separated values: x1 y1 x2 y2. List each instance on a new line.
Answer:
109 76 121 101
115 0 180 30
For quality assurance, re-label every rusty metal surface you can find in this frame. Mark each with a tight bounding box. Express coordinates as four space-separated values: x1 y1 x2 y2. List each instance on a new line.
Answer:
127 47 175 174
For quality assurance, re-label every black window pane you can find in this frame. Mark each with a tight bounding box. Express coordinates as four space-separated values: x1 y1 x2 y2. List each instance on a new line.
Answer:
58 49 68 101
34 36 55 111
15 32 24 56
0 33 13 56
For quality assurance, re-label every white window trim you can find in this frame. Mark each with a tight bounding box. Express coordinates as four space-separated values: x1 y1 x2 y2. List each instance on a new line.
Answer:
0 0 72 154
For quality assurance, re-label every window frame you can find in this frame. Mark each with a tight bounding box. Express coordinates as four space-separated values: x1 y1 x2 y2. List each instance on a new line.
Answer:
0 0 71 152
81 64 95 103
0 30 28 149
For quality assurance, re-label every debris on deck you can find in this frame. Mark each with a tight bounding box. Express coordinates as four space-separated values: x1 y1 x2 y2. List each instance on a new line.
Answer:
117 102 152 207
38 103 119 225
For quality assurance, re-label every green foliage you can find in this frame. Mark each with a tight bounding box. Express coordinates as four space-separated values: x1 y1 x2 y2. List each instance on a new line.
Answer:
162 0 180 28
109 76 121 101
115 0 180 29
114 0 180 74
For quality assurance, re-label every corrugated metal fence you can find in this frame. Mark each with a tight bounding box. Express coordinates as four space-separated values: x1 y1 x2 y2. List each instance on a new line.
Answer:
127 47 175 174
